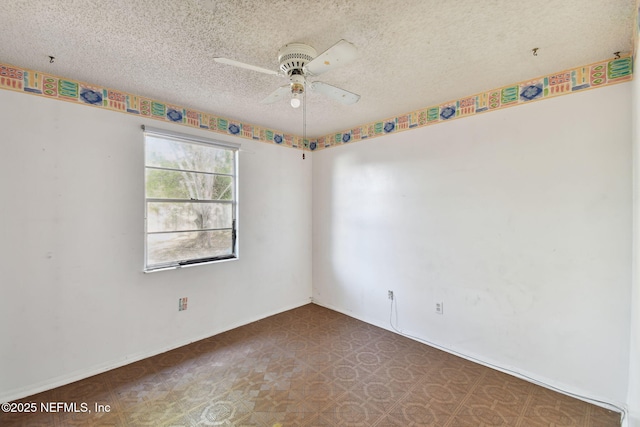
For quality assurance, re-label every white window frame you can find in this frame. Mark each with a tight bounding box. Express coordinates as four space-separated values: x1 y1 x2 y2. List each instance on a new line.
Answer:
142 125 239 272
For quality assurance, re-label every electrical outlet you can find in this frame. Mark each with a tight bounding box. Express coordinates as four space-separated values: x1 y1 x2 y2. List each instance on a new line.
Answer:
179 297 188 311
435 302 443 314
388 290 394 300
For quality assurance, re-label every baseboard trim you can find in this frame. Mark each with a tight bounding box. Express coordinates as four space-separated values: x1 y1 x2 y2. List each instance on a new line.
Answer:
1 298 311 404
625 409 640 427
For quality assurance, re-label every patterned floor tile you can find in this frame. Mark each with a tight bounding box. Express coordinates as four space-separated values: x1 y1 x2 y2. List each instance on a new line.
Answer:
445 415 520 426
347 380 409 412
0 304 620 427
378 410 452 426
398 381 469 414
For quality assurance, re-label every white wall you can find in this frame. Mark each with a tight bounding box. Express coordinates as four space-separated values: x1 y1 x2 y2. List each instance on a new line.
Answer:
0 89 312 402
313 83 632 406
628 9 640 423
0 69 633 415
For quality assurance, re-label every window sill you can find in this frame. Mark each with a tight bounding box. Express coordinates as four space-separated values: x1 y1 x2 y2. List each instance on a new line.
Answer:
143 256 238 273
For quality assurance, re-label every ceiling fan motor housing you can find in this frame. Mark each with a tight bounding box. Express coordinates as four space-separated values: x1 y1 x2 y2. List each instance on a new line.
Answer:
278 43 317 76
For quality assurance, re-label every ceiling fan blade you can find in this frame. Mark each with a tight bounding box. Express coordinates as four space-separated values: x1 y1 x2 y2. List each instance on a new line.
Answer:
303 40 358 76
260 84 291 104
310 81 360 105
214 57 280 76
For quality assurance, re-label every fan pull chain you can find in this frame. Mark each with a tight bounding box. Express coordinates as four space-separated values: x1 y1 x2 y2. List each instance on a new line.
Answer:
302 79 307 160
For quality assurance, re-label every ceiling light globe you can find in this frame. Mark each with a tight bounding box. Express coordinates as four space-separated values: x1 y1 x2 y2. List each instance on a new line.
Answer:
290 97 301 108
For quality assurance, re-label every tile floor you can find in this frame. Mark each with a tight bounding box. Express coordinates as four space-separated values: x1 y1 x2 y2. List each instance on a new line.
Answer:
0 304 621 426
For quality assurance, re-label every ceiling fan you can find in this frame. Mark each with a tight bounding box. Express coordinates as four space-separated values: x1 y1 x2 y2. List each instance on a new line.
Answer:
214 40 360 109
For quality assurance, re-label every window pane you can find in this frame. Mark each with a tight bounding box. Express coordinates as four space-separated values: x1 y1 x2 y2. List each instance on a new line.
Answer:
144 129 237 271
147 230 233 267
147 202 232 232
146 169 233 200
145 136 234 174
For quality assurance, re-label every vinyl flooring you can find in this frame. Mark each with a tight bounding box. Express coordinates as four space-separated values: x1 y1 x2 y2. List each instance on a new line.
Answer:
0 304 621 426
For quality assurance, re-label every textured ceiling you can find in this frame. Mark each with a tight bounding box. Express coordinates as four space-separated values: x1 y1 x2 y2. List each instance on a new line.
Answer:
0 0 635 138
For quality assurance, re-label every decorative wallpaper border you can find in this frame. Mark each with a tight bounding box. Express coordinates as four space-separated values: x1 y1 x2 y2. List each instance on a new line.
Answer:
311 54 633 152
0 54 634 154
0 62 310 150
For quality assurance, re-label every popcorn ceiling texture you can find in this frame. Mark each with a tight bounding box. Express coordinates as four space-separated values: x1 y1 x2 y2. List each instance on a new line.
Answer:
0 0 636 139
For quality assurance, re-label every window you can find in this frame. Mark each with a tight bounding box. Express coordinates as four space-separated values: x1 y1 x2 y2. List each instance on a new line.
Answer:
143 125 239 271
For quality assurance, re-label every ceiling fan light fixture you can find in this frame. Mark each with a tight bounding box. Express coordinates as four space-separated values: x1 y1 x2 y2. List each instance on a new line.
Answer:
290 94 301 108
290 78 304 108
218 40 360 107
